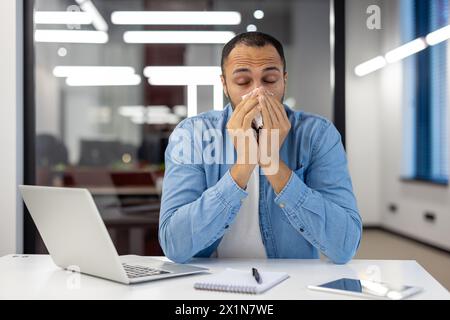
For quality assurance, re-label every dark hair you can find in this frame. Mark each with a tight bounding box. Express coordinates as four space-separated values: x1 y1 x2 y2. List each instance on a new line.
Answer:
221 32 286 74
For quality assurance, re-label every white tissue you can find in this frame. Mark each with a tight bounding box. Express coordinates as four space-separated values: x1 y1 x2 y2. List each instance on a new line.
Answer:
242 89 264 130
252 113 264 130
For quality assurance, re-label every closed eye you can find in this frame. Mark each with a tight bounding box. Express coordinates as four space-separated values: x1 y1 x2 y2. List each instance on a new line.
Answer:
263 75 279 83
235 78 251 86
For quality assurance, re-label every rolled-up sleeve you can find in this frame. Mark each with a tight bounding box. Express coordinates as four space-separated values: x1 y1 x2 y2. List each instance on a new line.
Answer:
273 121 362 264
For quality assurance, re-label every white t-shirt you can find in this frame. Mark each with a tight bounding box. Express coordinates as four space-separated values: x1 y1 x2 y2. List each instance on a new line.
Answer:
216 166 267 258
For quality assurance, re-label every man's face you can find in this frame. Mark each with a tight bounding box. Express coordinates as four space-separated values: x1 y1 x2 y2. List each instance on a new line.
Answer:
221 44 287 110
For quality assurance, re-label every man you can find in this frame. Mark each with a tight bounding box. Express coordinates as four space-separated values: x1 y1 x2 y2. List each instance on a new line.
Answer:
159 32 362 264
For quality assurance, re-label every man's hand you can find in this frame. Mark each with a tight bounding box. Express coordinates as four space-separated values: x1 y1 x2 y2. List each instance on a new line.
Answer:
258 93 293 194
226 91 261 189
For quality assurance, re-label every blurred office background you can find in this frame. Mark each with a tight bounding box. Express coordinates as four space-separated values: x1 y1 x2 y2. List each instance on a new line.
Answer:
0 0 449 289
27 0 334 257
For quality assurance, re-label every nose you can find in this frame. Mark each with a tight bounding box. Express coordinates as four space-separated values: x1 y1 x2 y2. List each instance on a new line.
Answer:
250 84 267 93
253 85 271 96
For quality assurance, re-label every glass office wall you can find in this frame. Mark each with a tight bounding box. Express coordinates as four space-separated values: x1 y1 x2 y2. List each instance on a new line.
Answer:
30 0 333 255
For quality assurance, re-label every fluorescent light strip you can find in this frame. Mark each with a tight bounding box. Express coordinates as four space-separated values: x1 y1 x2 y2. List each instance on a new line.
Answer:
147 106 171 114
354 56 387 77
144 66 222 85
144 66 224 114
355 25 450 77
119 105 170 117
426 24 450 46
111 11 241 25
119 106 147 117
35 30 108 43
213 84 224 112
187 85 197 118
173 105 187 117
34 11 93 25
131 114 180 125
124 31 235 44
75 0 108 31
385 38 427 63
53 66 135 77
120 106 180 125
66 74 141 86
53 66 139 87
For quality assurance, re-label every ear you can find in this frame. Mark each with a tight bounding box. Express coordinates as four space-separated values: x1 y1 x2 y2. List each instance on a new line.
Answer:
220 75 229 98
283 72 288 99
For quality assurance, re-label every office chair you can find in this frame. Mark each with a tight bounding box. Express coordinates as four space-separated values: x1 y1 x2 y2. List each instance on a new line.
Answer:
36 134 69 167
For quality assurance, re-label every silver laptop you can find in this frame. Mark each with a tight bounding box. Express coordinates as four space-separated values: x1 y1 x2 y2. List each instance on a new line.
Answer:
19 185 208 284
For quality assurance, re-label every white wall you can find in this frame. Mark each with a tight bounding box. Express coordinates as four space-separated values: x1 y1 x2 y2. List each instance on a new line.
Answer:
346 0 383 226
0 0 23 256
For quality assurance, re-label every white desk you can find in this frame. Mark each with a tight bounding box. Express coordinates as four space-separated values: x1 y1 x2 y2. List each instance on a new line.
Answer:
0 254 448 300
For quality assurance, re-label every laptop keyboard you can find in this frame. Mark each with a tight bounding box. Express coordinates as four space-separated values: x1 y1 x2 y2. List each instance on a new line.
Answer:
122 263 170 279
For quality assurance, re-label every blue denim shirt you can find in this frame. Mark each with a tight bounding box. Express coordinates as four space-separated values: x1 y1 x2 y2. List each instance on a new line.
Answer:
159 103 362 264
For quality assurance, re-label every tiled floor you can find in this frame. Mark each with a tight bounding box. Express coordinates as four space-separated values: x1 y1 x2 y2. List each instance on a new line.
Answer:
355 229 450 291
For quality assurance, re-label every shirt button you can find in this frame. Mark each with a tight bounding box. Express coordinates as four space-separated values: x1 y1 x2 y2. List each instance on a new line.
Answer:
299 228 304 233
279 203 285 208
225 225 229 229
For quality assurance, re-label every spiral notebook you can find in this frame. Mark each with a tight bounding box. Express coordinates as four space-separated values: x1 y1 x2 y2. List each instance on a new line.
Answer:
194 268 289 294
